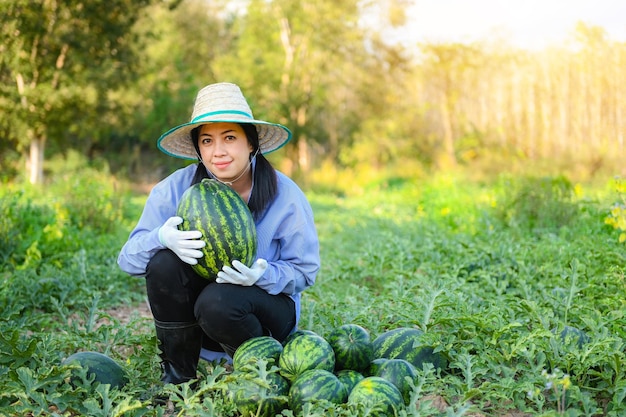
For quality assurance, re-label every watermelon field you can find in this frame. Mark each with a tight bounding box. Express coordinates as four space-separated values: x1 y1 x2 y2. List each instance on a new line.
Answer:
1 168 626 416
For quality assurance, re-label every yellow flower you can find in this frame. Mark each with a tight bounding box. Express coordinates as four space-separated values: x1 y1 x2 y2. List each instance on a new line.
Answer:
574 183 583 198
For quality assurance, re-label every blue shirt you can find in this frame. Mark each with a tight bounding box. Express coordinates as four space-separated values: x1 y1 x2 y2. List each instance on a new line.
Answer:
117 163 320 325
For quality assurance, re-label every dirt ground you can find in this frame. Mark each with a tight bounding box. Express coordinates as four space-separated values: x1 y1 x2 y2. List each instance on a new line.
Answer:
106 300 153 324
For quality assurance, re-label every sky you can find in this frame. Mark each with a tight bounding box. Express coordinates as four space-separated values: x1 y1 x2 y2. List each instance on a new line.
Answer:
390 0 626 49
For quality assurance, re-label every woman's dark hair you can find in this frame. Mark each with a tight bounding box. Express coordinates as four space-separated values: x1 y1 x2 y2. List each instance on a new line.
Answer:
190 124 278 219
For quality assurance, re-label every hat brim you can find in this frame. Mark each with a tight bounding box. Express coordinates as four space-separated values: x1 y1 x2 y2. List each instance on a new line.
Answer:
157 119 292 160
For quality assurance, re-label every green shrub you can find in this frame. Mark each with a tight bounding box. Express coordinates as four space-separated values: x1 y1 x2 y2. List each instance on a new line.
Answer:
0 152 136 271
0 190 61 268
46 151 128 234
493 175 580 231
604 177 626 243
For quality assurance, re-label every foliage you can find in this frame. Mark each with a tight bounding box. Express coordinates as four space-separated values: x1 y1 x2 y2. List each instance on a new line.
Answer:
0 0 623 186
604 177 626 243
118 0 232 173
0 162 146 402
209 0 379 173
4 2 624 185
1 169 625 416
0 153 133 271
492 175 580 232
0 189 58 268
0 0 155 182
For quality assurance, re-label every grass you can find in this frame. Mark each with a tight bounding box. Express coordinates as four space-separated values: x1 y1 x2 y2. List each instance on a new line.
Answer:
0 169 625 416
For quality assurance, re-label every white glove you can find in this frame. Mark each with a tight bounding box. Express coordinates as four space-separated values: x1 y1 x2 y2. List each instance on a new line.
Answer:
216 259 268 286
158 216 206 265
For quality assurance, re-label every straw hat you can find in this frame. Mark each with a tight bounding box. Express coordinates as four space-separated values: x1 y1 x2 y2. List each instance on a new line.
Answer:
157 82 292 159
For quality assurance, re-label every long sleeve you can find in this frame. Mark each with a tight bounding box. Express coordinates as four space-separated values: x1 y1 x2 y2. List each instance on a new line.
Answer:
117 166 320 324
254 173 320 296
117 164 198 276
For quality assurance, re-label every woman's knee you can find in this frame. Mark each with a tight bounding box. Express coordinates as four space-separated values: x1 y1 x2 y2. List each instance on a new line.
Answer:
145 250 208 320
194 284 263 339
146 250 179 286
194 284 240 322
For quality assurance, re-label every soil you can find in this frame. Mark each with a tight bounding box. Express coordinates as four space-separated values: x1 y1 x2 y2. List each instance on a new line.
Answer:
106 300 153 324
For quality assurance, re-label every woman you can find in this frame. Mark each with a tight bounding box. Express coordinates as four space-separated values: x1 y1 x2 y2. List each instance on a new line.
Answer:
118 82 320 384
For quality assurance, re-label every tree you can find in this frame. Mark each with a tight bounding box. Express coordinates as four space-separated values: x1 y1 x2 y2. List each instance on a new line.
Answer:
0 0 153 183
115 0 234 177
208 0 378 176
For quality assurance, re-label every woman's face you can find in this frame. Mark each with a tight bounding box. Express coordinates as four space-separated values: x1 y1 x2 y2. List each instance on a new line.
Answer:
197 122 254 182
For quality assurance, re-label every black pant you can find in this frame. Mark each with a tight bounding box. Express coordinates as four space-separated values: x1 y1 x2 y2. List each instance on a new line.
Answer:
145 249 296 353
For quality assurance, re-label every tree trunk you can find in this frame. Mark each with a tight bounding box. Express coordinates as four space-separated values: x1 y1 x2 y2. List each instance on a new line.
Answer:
298 136 309 172
438 98 457 168
28 136 46 184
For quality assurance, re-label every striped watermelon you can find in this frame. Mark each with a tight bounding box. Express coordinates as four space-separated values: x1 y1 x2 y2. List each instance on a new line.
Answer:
177 178 256 280
288 369 347 413
233 336 283 371
367 357 390 376
327 324 373 372
282 329 318 346
372 327 447 371
62 351 128 389
557 325 589 348
375 358 418 405
348 376 404 417
231 371 289 417
279 331 335 382
336 369 364 395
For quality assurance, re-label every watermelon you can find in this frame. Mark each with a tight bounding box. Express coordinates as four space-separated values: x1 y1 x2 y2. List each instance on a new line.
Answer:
557 325 589 349
375 358 418 405
62 351 128 389
177 178 257 280
282 329 318 346
348 376 404 417
336 369 364 395
288 369 347 413
367 358 390 376
233 336 283 371
372 327 447 371
231 371 289 417
327 324 373 372
279 331 335 382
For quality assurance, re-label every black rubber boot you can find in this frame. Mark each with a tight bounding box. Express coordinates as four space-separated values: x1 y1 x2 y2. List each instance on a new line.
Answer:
154 320 202 384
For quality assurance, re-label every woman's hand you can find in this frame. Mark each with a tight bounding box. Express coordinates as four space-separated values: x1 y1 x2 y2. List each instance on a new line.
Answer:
158 216 206 265
216 259 268 286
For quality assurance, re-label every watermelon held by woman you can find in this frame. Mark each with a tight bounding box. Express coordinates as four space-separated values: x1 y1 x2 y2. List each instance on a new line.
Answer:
327 323 373 372
233 336 284 371
61 351 128 389
372 327 448 372
176 178 257 280
347 376 404 417
278 331 335 382
288 369 347 414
